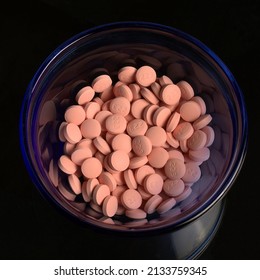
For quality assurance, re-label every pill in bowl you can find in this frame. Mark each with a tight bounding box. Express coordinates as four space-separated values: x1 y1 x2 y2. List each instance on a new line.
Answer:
20 21 247 234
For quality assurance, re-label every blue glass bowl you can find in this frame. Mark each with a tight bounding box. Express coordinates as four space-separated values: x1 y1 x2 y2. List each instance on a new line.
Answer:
19 21 248 234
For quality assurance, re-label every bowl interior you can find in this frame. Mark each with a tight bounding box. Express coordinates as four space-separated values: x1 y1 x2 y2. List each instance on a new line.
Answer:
21 23 246 232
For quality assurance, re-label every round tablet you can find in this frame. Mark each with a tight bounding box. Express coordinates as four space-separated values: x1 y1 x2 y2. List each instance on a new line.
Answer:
147 147 169 168
166 112 180 132
189 147 210 162
92 184 110 205
132 135 152 156
144 195 163 214
121 189 142 210
105 114 127 134
75 86 95 105
125 209 147 219
109 96 131 116
93 136 111 155
131 99 149 119
126 118 148 137
182 162 201 183
135 65 157 87
159 84 181 105
71 148 92 165
176 80 194 100
109 150 130 172
164 158 186 180
140 87 159 104
64 105 85 125
123 169 137 189
153 106 171 127
63 123 82 144
118 66 137 84
84 101 101 119
102 195 118 217
94 110 112 131
145 126 167 147
143 104 159 126
143 173 163 195
111 133 132 153
58 155 77 174
129 156 148 169
187 130 207 150
163 178 185 197
201 126 215 147
193 114 212 130
98 171 117 191
81 157 103 178
157 197 176 214
168 149 185 161
91 74 112 93
180 101 201 122
173 122 194 141
68 174 82 195
80 119 101 139
134 164 155 185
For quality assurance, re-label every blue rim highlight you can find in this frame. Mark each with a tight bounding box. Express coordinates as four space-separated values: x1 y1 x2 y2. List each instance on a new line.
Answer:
19 21 248 233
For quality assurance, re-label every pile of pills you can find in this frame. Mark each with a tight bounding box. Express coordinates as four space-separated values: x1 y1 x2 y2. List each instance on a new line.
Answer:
57 65 214 220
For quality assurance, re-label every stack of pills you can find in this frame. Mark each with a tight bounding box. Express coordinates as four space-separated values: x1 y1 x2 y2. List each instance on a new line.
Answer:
57 65 214 220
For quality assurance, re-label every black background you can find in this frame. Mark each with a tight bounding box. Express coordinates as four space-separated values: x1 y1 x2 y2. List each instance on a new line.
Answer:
0 0 259 260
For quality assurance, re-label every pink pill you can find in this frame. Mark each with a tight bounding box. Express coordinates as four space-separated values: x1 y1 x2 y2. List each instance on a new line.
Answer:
92 184 110 205
135 65 156 87
132 135 152 156
129 156 148 169
81 157 103 178
152 106 171 127
63 141 76 155
163 178 185 197
102 195 118 217
76 138 97 155
80 119 101 139
58 155 77 174
84 101 101 119
109 96 131 116
99 86 114 102
187 130 207 150
58 121 67 142
159 84 181 105
143 104 159 126
193 114 212 130
131 99 149 119
166 112 181 132
145 126 167 147
180 101 201 122
118 66 137 84
98 171 117 192
81 181 91 202
140 87 159 104
64 105 85 125
127 118 148 137
113 84 133 101
75 86 95 105
147 147 169 168
109 150 130 172
150 81 161 96
134 164 155 185
71 148 92 165
68 174 82 195
111 133 132 153
176 80 194 100
58 183 76 201
63 123 82 144
123 169 138 189
137 185 152 200
143 173 163 195
85 178 99 199
121 189 142 210
91 74 112 93
182 162 201 183
191 96 206 115
105 114 127 134
201 126 215 147
125 208 147 219
144 194 163 214
157 197 176 214
168 149 184 161
93 136 111 155
94 110 112 130
129 83 141 100
164 158 186 180
189 147 210 162
173 122 194 141
166 132 179 148
158 75 173 86
174 186 192 203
